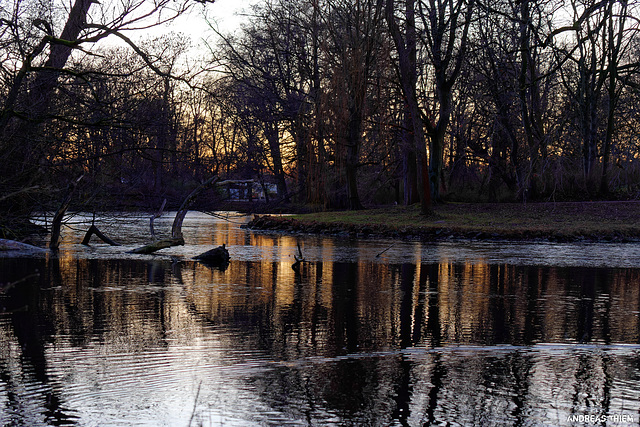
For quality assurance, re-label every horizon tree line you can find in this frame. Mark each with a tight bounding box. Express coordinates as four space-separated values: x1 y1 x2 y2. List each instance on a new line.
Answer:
1 0 639 233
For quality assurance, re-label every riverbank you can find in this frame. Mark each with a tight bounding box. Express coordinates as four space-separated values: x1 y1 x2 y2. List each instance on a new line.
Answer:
245 201 640 242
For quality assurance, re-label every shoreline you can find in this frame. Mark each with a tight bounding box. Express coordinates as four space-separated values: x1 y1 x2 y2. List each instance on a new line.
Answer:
244 201 640 243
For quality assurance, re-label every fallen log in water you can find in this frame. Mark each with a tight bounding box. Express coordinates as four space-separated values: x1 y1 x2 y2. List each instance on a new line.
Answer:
82 224 121 246
129 176 219 255
129 237 185 255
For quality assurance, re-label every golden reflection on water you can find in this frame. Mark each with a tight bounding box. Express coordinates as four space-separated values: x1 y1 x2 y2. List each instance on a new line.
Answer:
2 224 640 425
34 253 640 357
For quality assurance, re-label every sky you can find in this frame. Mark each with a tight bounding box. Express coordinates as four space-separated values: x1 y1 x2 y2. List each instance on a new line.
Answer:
88 0 256 62
168 0 255 41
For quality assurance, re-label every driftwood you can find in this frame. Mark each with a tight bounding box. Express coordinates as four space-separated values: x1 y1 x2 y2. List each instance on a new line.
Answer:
375 243 395 257
50 174 84 250
129 237 185 255
130 176 219 255
81 224 121 246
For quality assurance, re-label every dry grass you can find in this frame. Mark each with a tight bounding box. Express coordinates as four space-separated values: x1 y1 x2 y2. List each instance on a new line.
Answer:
288 201 640 241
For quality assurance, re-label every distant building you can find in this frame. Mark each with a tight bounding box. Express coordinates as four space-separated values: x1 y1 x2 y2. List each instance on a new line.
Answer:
219 180 278 202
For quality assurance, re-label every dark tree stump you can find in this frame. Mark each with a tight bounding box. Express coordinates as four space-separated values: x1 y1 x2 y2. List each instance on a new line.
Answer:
194 244 230 269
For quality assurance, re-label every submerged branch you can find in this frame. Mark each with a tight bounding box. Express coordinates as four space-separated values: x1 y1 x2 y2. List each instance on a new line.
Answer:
292 242 305 271
129 237 184 255
81 224 121 246
130 176 218 255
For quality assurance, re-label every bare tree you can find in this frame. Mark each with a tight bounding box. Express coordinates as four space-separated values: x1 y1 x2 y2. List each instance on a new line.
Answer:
324 0 385 210
555 0 640 194
386 0 475 209
420 0 476 202
599 0 640 194
386 0 430 210
211 0 323 203
0 0 213 229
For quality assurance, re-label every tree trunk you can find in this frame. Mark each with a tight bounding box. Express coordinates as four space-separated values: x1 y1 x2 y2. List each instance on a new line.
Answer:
129 238 185 255
0 0 94 219
402 107 419 205
50 175 84 250
27 0 94 162
311 0 330 208
172 176 219 240
265 121 289 201
292 121 309 204
600 1 627 196
429 86 452 202
154 77 171 191
385 0 432 214
345 98 364 210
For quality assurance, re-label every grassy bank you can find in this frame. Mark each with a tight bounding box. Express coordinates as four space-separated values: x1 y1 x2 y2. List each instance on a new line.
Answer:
247 201 640 242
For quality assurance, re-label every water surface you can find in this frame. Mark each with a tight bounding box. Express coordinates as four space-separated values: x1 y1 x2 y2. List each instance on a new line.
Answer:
1 212 640 426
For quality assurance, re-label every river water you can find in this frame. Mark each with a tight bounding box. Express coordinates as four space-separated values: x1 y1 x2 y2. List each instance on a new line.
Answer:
1 212 640 426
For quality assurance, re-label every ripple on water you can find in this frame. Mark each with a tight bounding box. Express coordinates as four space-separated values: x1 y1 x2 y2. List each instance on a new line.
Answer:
3 213 640 426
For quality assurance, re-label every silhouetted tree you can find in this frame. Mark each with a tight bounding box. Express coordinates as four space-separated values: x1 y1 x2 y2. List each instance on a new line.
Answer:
0 0 213 233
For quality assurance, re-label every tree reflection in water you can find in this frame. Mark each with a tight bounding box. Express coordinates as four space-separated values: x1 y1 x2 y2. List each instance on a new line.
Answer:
1 249 640 425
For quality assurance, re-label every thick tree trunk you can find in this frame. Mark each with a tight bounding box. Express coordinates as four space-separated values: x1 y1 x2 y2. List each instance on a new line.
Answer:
311 1 329 208
345 102 364 210
265 121 288 201
402 137 419 205
1 0 94 220
600 1 627 196
171 176 219 240
385 0 432 214
26 0 94 163
429 133 444 202
292 122 309 204
30 0 93 108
